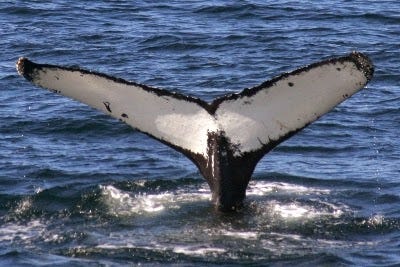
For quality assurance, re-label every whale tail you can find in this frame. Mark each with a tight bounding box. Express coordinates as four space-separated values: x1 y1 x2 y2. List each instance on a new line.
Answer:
16 52 373 211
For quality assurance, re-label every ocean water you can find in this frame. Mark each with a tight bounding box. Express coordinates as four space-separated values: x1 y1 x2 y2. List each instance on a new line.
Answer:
1 1 399 266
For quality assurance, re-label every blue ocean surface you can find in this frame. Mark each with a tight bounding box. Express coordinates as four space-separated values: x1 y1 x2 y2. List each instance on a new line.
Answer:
1 1 399 266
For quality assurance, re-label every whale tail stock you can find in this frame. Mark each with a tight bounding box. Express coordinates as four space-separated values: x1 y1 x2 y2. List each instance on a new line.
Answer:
16 52 374 211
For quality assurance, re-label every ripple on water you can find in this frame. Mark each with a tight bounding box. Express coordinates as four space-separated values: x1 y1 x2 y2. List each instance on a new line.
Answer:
1 178 399 265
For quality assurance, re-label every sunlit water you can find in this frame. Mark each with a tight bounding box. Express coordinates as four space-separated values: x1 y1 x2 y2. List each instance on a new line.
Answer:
1 1 399 265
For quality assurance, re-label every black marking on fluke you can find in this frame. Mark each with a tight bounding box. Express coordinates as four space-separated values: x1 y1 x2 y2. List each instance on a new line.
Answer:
103 102 112 113
16 52 374 212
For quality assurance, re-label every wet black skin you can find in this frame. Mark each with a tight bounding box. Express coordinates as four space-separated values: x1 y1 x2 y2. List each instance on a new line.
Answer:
193 131 279 212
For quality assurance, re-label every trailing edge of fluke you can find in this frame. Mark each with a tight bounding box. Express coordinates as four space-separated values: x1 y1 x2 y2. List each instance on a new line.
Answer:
16 52 374 211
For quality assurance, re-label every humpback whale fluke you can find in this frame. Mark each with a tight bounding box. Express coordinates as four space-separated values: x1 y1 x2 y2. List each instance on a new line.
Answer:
16 52 374 211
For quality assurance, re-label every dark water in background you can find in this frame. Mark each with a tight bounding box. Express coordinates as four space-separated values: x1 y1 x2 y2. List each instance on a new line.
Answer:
1 1 399 266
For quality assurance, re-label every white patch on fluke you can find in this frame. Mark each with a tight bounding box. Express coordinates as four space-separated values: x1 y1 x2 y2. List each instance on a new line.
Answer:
155 111 218 155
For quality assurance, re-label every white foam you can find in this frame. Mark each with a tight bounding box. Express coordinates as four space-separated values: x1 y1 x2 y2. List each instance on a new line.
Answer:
99 185 210 216
220 230 258 240
0 220 44 242
13 197 33 215
246 180 330 196
95 242 226 257
173 245 226 256
268 200 348 220
364 214 385 227
272 202 312 219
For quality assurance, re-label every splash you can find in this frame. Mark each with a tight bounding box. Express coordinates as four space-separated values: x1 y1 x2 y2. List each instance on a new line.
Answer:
99 184 210 216
246 180 330 196
267 201 347 220
0 220 44 243
173 245 226 256
219 230 259 240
